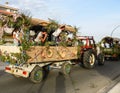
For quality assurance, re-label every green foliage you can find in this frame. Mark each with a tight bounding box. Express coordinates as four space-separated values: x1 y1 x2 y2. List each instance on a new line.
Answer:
21 31 31 50
18 13 32 64
11 52 30 64
0 20 3 27
13 17 23 28
0 18 6 29
19 31 31 64
77 45 81 58
46 19 59 34
72 26 79 45
7 15 14 28
1 12 32 64
0 53 16 64
0 55 6 62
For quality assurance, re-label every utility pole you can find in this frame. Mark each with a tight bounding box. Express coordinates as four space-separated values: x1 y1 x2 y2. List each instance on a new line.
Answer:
110 25 120 37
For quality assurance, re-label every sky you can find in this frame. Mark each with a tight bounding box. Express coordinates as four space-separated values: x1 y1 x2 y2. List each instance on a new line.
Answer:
0 0 120 42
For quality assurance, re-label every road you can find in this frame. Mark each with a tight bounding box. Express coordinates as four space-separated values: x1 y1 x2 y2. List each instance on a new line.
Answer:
0 60 120 93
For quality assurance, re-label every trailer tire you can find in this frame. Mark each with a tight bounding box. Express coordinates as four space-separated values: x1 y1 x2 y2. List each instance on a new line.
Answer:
29 66 43 83
83 50 96 69
98 53 105 65
61 62 71 75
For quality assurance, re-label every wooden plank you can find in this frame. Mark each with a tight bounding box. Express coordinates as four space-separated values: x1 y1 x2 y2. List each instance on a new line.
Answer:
26 46 78 63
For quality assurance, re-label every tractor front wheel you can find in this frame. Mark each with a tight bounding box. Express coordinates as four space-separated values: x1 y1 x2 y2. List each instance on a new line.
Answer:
98 53 105 65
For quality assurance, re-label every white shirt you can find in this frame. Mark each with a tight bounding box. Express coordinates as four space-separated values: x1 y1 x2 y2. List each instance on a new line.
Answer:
13 31 20 46
67 33 73 39
35 32 42 42
52 28 62 37
13 31 19 40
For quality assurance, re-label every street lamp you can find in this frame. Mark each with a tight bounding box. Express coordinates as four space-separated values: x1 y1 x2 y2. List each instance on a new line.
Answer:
110 25 120 37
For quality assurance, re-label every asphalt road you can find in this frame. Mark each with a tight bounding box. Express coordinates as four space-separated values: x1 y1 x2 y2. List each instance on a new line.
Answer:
0 60 120 93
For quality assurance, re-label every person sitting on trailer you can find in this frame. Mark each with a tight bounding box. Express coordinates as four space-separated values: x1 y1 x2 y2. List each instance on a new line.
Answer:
66 32 73 46
12 27 21 46
34 30 48 45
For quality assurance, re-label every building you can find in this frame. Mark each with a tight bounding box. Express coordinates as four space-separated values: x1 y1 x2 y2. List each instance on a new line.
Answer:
0 4 18 15
0 4 19 41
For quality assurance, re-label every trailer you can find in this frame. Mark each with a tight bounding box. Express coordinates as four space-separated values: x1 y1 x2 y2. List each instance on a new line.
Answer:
0 13 105 83
3 46 76 82
99 36 120 60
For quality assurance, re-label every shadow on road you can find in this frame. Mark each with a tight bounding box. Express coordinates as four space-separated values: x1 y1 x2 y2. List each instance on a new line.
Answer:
95 61 120 80
55 73 66 93
0 71 49 93
1 61 120 93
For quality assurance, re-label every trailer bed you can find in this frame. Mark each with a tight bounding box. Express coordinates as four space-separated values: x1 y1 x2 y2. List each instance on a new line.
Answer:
26 46 78 63
0 45 78 63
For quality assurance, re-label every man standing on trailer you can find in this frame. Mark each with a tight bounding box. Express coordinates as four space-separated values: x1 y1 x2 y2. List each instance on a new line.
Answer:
52 25 65 43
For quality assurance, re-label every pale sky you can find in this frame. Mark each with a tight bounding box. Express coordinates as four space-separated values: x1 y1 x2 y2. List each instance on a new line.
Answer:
0 0 120 42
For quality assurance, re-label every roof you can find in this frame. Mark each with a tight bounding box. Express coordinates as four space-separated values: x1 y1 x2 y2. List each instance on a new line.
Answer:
76 36 94 40
113 37 120 41
101 36 120 42
31 18 76 32
31 18 49 26
65 25 76 32
0 9 13 15
0 4 18 11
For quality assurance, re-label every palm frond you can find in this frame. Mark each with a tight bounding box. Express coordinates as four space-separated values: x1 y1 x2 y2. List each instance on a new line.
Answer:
46 19 59 33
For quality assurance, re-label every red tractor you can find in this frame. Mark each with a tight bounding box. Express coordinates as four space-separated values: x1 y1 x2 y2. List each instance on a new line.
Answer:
75 36 105 69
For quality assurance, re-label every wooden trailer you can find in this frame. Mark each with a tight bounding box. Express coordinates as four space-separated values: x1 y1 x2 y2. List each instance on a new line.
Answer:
1 17 79 83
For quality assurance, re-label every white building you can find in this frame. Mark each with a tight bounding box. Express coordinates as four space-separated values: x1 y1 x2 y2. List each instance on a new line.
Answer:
0 4 18 15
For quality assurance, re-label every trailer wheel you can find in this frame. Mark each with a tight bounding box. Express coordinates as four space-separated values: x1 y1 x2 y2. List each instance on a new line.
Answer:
98 53 105 65
83 50 96 69
29 66 43 83
61 62 71 75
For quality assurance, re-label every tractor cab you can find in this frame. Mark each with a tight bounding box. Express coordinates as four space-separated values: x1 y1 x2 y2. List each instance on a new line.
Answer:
77 36 96 51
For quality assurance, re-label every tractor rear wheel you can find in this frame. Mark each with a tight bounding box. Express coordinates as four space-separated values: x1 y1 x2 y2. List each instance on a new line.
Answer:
83 50 96 69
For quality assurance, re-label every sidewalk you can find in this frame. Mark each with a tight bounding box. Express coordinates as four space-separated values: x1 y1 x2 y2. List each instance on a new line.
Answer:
108 82 120 93
97 75 120 93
